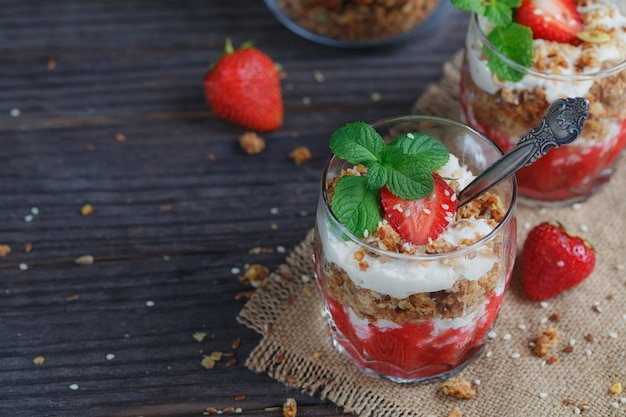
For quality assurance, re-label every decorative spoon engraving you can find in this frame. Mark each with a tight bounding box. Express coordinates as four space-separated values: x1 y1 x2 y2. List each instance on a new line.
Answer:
457 97 590 208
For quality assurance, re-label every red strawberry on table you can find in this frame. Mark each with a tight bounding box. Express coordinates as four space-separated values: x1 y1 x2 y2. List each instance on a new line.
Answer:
521 221 596 301
203 39 283 132
380 174 457 246
516 0 584 45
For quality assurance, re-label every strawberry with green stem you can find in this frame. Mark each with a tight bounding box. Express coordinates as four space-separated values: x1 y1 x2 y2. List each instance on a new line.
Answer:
328 122 455 245
203 39 283 132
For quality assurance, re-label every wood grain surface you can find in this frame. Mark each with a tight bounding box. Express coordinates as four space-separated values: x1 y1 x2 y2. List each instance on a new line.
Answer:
0 1 469 415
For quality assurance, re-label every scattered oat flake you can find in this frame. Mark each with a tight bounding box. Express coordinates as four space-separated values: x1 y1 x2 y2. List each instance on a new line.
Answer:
283 398 297 417
193 332 207 342
0 245 11 257
313 70 325 82
441 378 476 399
33 356 45 366
270 207 279 215
201 356 216 369
74 255 94 265
288 146 312 165
80 204 94 216
302 96 311 105
610 382 623 395
239 131 265 155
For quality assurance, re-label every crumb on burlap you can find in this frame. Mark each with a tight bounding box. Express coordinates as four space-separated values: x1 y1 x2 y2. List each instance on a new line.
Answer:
447 406 463 417
239 131 266 155
283 397 297 417
609 381 623 395
288 146 312 164
534 327 560 357
239 264 270 288
441 378 476 399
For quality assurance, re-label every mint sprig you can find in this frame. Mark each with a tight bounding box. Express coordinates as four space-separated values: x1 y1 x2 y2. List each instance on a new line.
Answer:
451 0 533 82
329 122 449 238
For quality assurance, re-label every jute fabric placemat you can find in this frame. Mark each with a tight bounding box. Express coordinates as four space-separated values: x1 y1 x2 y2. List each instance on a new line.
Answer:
238 52 626 417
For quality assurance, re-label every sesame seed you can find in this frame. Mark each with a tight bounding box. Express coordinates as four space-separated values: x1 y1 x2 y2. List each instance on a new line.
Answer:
423 208 431 215
540 317 548 324
572 203 582 210
580 224 589 232
370 92 381 102
231 267 240 275
503 333 511 340
393 204 403 212
106 353 115 360
474 379 481 385
574 406 581 414
313 70 325 82
486 350 493 358
302 96 311 105
569 339 576 346
585 348 593 357
451 194 457 202
10 108 21 117
608 332 618 339
31 207 39 215
622 314 626 321
19 263 28 271
441 203 449 210
404 209 411 217
270 207 279 215
276 245 286 253
146 300 155 307
540 301 549 308
301 275 310 283
444 190 451 197
539 392 548 399
407 133 415 139
611 402 619 409
518 324 527 331
556 260 565 267
511 352 520 359
523 222 531 230
69 384 79 390
488 331 497 339
24 214 34 222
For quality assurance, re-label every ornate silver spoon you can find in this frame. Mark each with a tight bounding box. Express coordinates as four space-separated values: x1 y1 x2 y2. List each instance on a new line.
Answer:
457 97 590 208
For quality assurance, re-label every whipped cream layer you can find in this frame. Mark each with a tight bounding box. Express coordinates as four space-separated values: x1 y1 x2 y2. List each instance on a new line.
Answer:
320 155 498 299
466 0 626 103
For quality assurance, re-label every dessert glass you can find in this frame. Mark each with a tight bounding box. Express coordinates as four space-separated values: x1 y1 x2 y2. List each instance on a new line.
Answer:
313 115 517 383
460 11 626 206
263 0 452 49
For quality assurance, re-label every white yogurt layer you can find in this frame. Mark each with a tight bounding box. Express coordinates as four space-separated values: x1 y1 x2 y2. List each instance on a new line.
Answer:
320 155 498 299
466 0 626 103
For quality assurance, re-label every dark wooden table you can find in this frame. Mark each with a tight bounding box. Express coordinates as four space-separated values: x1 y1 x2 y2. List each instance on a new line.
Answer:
0 1 469 416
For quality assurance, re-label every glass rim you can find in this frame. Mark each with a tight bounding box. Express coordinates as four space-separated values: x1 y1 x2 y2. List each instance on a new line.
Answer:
471 12 626 80
320 114 517 261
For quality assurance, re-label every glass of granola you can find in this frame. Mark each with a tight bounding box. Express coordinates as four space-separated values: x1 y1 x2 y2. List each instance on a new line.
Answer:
263 0 451 48
313 115 517 383
459 0 626 206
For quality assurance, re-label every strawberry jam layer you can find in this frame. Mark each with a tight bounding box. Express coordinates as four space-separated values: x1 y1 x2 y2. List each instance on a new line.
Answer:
460 65 626 205
320 287 504 382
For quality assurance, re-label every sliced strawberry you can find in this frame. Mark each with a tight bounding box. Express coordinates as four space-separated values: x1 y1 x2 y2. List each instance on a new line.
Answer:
516 0 584 44
380 174 457 246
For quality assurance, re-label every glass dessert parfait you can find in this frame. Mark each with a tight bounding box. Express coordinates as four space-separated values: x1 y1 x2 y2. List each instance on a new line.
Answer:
312 115 517 383
460 0 626 206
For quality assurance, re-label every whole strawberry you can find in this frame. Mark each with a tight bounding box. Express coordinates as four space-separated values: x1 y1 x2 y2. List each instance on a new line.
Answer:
204 39 283 132
521 221 595 301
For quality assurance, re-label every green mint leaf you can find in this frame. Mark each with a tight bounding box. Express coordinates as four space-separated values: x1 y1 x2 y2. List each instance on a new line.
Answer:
366 162 387 190
330 121 384 165
388 132 449 172
383 152 434 200
486 23 533 82
451 0 520 27
330 175 382 238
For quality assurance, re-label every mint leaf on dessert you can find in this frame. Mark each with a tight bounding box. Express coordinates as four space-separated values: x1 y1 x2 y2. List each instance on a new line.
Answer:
330 175 382 238
388 133 449 172
366 161 387 190
330 121 384 165
383 153 434 200
485 23 533 82
451 0 520 26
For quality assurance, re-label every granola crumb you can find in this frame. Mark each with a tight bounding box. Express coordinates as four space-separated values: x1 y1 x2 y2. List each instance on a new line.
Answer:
192 332 207 342
239 131 265 155
24 242 33 253
80 204 94 216
288 146 312 165
533 327 560 357
610 382 623 395
441 378 476 399
447 406 463 417
239 264 270 288
0 244 11 257
32 356 45 366
283 397 297 417
201 356 216 369
115 132 127 142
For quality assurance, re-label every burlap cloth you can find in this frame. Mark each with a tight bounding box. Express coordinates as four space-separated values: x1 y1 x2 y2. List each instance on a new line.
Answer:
237 52 626 417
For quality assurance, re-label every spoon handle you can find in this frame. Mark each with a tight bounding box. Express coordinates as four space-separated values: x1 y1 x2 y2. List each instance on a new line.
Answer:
457 97 589 208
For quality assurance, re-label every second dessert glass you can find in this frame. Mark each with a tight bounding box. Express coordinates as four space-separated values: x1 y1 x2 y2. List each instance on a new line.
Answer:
313 115 517 383
460 12 626 206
